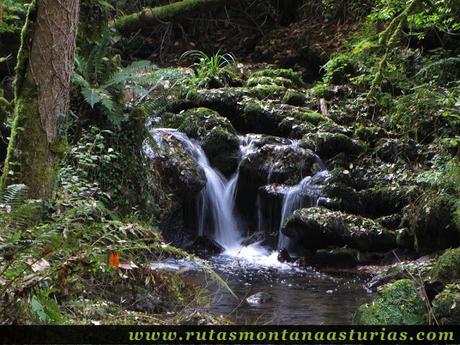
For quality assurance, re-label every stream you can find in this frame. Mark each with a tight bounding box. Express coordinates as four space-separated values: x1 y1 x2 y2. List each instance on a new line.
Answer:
148 128 372 324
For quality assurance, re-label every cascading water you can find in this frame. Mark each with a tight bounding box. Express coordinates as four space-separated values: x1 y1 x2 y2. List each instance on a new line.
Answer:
149 128 330 264
151 128 241 249
277 169 330 250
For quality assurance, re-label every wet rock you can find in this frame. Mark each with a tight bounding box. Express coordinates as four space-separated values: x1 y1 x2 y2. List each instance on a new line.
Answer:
278 248 294 263
201 126 240 175
412 194 460 254
310 248 385 267
146 131 206 197
187 236 225 256
241 232 266 247
322 169 412 218
178 107 240 175
303 131 365 159
239 144 317 185
433 284 460 325
354 279 426 325
246 292 273 305
237 143 318 225
282 207 397 252
256 184 289 240
365 255 435 292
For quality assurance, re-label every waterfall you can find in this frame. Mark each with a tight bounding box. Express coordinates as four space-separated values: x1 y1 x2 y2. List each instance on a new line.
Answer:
151 129 242 249
149 128 329 259
277 168 329 250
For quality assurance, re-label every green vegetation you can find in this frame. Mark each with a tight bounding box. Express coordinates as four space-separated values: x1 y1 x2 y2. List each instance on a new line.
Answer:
1 0 460 327
73 31 157 127
354 279 426 325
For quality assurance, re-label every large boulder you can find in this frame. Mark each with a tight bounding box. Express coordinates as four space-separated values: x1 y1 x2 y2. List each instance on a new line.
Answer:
237 142 318 225
322 168 412 218
239 143 318 186
145 130 206 198
256 184 289 243
353 279 426 325
282 207 396 252
302 131 365 159
176 107 240 175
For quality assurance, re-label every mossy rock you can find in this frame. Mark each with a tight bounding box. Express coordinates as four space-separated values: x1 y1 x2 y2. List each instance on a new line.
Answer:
201 126 240 175
176 107 240 174
303 131 365 159
178 107 236 138
249 68 304 88
282 90 307 106
353 279 426 325
432 284 460 325
246 76 294 89
239 143 317 185
248 84 286 99
354 125 386 144
431 248 460 283
412 193 460 254
358 186 410 218
145 131 206 197
282 207 396 252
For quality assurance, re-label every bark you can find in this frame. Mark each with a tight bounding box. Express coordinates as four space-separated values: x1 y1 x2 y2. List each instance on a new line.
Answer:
114 0 232 35
1 0 80 199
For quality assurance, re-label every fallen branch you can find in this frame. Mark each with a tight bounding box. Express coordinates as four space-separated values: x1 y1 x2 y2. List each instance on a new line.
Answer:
114 0 233 35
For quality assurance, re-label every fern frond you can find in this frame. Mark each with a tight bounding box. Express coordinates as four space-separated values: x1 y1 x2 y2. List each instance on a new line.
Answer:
103 60 156 89
415 57 460 80
86 31 112 80
1 184 29 209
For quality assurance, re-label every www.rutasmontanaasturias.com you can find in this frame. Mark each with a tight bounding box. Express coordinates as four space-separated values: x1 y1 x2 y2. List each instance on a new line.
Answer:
127 328 455 343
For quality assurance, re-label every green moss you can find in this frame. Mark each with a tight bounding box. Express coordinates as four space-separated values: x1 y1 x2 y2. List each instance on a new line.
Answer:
1 78 56 199
355 125 384 142
432 284 460 325
178 107 236 138
353 279 426 325
115 0 224 33
249 85 285 99
251 68 304 87
50 139 69 157
301 111 326 125
311 83 328 97
246 76 294 88
242 99 265 114
282 90 306 106
431 248 460 283
14 0 37 99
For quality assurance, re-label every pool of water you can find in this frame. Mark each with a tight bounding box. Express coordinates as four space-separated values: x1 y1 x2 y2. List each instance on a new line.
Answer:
152 244 372 325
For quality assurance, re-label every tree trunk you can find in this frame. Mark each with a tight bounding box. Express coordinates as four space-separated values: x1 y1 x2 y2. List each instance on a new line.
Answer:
1 0 80 199
114 0 232 35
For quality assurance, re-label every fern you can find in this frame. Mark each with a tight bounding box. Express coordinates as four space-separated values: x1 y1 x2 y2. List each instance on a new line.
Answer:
415 57 460 84
0 184 29 209
73 31 158 127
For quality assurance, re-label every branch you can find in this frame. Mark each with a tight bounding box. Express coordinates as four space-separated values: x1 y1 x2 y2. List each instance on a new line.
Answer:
114 0 233 35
